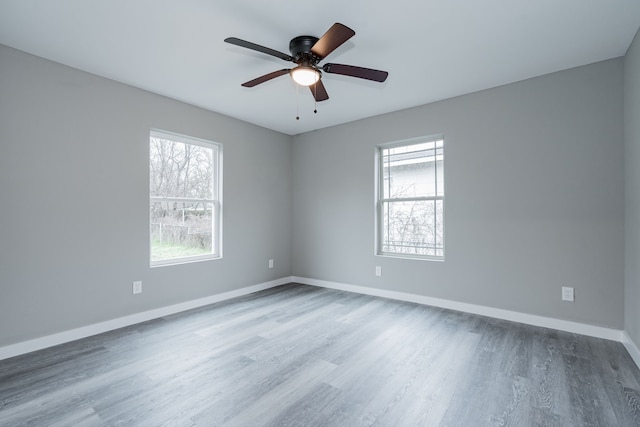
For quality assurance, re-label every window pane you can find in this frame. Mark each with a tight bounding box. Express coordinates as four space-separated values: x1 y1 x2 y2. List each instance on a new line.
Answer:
435 158 444 197
150 136 214 199
382 140 444 199
150 201 214 261
435 199 444 257
382 199 443 257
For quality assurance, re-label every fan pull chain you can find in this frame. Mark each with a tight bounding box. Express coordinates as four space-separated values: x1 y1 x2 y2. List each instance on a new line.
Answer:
314 83 318 114
296 83 300 120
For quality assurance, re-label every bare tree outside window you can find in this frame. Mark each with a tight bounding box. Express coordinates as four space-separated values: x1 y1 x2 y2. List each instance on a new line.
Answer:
150 130 221 266
378 139 444 258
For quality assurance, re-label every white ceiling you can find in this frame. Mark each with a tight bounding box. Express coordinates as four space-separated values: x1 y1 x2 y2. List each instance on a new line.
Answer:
1 1 639 135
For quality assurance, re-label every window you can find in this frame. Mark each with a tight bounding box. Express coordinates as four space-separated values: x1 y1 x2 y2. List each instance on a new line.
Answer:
377 137 444 259
149 130 222 266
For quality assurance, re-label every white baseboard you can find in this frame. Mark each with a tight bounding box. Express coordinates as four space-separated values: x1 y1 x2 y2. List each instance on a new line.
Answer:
3 276 636 370
622 331 640 369
293 276 624 342
0 277 291 361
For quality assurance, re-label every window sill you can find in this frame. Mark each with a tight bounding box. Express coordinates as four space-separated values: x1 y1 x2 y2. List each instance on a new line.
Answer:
150 254 221 268
376 252 444 262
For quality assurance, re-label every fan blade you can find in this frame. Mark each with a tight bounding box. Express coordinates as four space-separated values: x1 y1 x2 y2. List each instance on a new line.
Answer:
225 37 294 62
309 80 329 102
241 69 291 87
311 23 355 59
323 63 388 82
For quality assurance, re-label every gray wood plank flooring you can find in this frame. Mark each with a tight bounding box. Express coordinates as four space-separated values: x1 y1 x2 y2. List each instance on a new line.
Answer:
1 283 640 426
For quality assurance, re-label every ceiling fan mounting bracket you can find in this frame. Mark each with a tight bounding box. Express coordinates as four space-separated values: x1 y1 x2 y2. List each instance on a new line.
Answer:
289 35 320 62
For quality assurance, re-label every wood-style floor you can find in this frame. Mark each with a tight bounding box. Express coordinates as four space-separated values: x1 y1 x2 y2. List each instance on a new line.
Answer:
1 283 640 426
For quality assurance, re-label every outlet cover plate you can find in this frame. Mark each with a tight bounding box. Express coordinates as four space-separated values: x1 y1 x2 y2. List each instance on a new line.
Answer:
562 286 574 302
133 281 142 295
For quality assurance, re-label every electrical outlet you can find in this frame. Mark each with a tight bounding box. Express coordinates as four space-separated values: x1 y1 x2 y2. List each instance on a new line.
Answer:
133 281 142 295
562 286 574 302
268 259 274 269
375 266 382 277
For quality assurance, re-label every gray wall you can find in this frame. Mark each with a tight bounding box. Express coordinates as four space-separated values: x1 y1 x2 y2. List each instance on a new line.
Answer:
0 45 293 347
292 59 625 329
625 28 640 347
0 40 631 349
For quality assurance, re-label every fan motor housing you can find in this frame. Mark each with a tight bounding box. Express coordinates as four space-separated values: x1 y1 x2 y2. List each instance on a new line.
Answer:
289 36 319 61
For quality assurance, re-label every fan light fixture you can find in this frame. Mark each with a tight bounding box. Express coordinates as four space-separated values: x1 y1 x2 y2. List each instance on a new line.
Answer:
290 66 320 86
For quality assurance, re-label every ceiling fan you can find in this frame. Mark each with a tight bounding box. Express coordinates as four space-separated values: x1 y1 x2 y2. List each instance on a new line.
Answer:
224 23 388 103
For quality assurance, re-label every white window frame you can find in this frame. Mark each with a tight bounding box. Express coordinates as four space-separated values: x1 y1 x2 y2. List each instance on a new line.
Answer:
376 135 444 260
149 129 223 267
